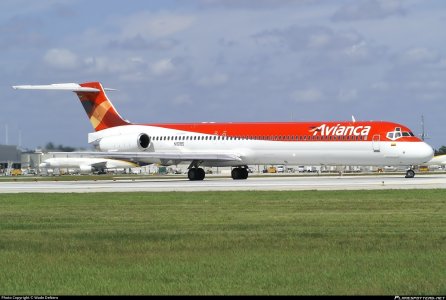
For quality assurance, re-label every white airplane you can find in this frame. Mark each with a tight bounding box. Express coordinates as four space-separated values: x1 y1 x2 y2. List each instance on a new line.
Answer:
13 82 434 180
39 156 140 174
425 154 446 167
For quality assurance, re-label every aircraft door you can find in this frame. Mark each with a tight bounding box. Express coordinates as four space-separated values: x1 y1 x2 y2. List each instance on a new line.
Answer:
372 134 380 152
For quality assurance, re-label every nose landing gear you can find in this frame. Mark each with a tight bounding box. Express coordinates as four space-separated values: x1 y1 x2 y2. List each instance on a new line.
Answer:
405 169 415 178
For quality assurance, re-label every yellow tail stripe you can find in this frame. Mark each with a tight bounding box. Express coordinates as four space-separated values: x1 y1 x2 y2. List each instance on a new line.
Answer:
89 101 112 129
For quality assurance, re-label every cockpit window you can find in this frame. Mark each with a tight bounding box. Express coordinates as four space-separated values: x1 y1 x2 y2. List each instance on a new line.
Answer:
386 127 413 141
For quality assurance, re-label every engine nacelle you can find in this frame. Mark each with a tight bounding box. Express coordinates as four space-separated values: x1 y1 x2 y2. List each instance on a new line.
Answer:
98 133 150 152
79 165 95 174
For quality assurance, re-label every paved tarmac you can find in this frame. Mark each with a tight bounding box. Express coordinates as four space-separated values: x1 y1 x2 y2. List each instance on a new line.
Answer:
1 174 446 193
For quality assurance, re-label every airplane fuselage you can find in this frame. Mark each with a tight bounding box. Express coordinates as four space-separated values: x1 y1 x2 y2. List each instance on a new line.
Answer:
88 122 433 167
14 81 434 180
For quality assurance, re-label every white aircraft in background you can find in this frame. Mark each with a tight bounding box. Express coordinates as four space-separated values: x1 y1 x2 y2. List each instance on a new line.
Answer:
13 81 434 180
39 156 139 174
425 154 446 168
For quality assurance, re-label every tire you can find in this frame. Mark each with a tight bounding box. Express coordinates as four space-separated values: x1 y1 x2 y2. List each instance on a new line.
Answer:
231 167 249 180
405 169 415 178
188 168 205 181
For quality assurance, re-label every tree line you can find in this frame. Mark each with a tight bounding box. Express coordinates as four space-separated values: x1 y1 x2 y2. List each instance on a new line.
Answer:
43 142 85 152
435 145 446 155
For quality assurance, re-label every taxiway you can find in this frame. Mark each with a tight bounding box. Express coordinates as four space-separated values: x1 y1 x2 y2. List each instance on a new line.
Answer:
1 174 446 193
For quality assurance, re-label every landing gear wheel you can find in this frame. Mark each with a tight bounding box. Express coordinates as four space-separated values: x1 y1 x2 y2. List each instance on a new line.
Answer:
405 169 415 178
188 168 205 181
187 168 196 180
197 168 205 180
241 168 248 179
231 167 249 180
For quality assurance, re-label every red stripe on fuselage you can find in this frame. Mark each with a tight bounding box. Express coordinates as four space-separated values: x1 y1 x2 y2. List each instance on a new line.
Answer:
142 121 421 142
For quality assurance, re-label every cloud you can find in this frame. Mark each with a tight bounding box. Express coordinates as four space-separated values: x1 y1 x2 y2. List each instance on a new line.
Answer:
370 81 389 92
198 0 314 10
337 89 358 103
83 56 147 75
291 88 324 103
398 47 440 65
119 12 195 39
43 48 78 70
253 25 362 52
108 36 179 51
253 25 385 66
151 59 175 76
332 0 405 22
101 11 192 53
3 1 446 150
197 73 228 87
172 94 193 106
0 16 46 50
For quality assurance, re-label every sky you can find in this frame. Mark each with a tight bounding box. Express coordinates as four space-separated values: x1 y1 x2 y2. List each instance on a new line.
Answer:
1 0 445 150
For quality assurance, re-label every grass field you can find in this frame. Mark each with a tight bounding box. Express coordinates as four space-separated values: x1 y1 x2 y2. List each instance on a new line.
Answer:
0 190 444 295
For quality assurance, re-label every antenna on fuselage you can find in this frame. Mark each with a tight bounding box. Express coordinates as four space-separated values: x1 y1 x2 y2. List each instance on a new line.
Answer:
352 115 356 123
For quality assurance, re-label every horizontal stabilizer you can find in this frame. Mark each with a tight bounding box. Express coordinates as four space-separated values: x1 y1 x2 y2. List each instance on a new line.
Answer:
12 83 100 92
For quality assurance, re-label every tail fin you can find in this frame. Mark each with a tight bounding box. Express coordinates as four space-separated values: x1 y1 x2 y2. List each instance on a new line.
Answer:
13 81 130 131
76 82 129 131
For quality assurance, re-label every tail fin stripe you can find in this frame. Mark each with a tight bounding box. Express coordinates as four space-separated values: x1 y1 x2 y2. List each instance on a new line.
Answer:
78 82 130 131
89 100 112 128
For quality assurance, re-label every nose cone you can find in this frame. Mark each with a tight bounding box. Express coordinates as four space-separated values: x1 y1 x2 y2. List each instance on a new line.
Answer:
413 142 434 164
400 142 434 165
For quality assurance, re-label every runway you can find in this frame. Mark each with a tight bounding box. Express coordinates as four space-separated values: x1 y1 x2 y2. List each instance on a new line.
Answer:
1 174 446 193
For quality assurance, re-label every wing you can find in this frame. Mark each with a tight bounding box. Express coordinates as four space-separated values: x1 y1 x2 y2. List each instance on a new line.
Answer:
89 161 108 170
48 151 242 166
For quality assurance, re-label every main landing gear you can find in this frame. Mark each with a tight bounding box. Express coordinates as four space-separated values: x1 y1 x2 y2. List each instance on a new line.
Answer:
231 167 249 180
187 166 250 181
188 168 205 181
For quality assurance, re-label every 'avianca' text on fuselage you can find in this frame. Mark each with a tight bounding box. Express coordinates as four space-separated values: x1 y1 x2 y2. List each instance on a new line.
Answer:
310 124 371 137
12 81 434 180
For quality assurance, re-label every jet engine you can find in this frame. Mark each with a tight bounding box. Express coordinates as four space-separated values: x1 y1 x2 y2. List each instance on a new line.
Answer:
79 165 95 174
98 133 150 152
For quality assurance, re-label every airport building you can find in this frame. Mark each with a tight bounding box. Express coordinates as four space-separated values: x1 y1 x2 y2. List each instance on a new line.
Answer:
0 144 22 175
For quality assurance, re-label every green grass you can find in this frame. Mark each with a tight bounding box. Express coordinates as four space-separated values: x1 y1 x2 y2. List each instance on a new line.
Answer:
0 190 444 295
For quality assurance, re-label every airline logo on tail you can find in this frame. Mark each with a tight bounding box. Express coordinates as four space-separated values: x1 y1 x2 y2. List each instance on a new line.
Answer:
77 82 129 131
